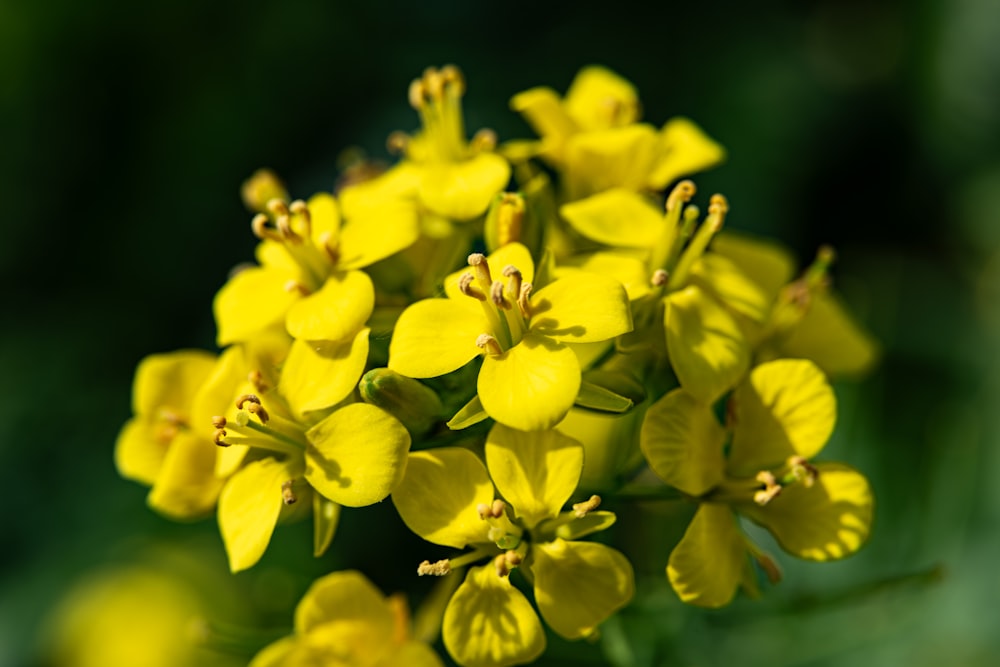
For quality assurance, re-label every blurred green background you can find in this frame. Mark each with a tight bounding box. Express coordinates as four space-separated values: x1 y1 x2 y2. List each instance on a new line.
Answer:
2 0 999 665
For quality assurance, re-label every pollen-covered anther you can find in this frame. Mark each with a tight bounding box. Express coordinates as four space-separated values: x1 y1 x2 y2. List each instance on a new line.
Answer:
266 198 290 218
788 456 819 487
417 559 452 576
248 370 268 393
477 499 506 519
289 199 312 238
517 283 533 319
467 253 492 287
211 416 227 429
493 554 513 578
386 131 410 155
281 480 297 505
754 471 782 506
666 180 697 213
317 231 341 264
490 281 510 309
572 494 602 518
251 213 283 242
476 333 503 357
275 214 301 243
246 402 270 424
236 394 262 409
458 272 486 300
504 550 523 569
707 194 730 230
651 269 669 287
502 265 523 300
213 428 229 447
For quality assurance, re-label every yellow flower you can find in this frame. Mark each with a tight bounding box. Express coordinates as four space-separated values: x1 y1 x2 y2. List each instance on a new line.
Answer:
115 350 227 519
212 364 410 572
344 66 510 222
510 66 724 200
392 424 634 667
249 570 443 667
640 358 873 607
213 191 418 346
388 242 632 430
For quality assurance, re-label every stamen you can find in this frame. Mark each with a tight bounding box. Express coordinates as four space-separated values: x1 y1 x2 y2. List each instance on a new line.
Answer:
490 280 510 309
281 480 297 505
651 269 669 287
213 428 229 447
477 499 507 519
211 416 227 429
235 394 261 409
502 265 522 302
787 456 819 488
706 194 729 231
317 231 340 265
247 402 270 424
517 283 533 319
408 79 426 109
251 213 283 242
476 333 503 356
284 280 311 296
666 180 697 213
440 64 464 95
458 272 486 300
248 370 268 393
470 128 497 153
493 554 512 578
754 471 782 506
504 550 523 569
572 495 602 518
266 199 290 218
275 214 300 243
467 253 492 291
386 131 410 154
417 559 452 576
289 199 312 239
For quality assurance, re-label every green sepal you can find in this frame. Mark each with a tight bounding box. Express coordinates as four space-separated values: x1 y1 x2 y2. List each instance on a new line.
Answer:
359 368 444 437
536 510 618 542
582 369 646 405
532 247 557 293
312 494 341 557
446 394 490 430
574 381 634 413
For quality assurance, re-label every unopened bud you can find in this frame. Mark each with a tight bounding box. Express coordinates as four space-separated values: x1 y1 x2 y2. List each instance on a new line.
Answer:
359 368 444 437
241 169 288 213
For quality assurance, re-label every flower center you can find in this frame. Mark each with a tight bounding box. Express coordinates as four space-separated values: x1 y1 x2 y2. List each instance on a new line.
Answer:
212 392 309 458
458 253 533 354
250 198 335 294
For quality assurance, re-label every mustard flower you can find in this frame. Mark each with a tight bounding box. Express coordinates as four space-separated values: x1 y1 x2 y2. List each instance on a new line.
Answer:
392 424 634 667
213 191 418 346
250 570 443 667
640 358 873 607
388 242 632 430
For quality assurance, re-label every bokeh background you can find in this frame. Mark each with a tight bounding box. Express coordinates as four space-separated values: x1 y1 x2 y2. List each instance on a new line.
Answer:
2 0 999 665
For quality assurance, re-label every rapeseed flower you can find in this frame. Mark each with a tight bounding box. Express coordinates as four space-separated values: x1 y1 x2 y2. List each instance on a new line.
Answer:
392 424 633 667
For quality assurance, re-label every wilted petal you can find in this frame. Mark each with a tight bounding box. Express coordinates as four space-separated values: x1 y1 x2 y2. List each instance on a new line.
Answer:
443 565 546 667
392 448 494 548
485 424 583 528
531 539 634 639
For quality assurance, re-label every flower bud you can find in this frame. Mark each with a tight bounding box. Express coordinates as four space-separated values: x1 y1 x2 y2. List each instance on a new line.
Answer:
359 368 444 437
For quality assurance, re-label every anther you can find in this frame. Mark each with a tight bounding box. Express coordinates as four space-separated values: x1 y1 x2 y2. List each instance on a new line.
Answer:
788 456 819 488
440 64 465 95
276 214 301 243
281 480 297 505
408 79 425 109
470 128 497 152
211 416 227 429
490 280 510 309
754 471 782 506
502 265 522 300
417 559 452 576
266 198 290 217
666 180 697 213
235 394 262 409
213 429 229 447
517 283 533 319
707 194 729 230
317 231 340 264
289 199 312 238
458 272 486 300
468 253 492 287
284 280 311 296
251 213 283 242
476 333 503 357
651 269 669 287
247 402 270 424
386 131 410 155
477 499 506 519
572 495 602 518
493 554 512 578
504 550 523 569
248 370 268 393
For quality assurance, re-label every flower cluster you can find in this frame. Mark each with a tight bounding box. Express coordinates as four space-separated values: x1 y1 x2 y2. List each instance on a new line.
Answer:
116 65 878 666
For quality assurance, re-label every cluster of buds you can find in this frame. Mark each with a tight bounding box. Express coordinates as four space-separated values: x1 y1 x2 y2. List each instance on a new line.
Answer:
115 65 878 667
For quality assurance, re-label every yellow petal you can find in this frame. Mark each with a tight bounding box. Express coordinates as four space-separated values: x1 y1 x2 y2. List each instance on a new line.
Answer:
667 504 746 608
148 431 222 519
640 389 726 496
285 270 374 343
665 285 750 404
189 345 251 441
509 86 578 142
295 570 395 636
779 291 880 378
248 636 297 667
279 329 369 417
214 267 300 346
728 359 836 475
478 333 581 431
564 66 639 130
559 189 664 248
529 274 632 343
556 408 644 492
689 253 773 324
648 117 726 189
218 458 289 572
484 424 583 528
389 642 446 667
564 124 660 195
114 418 166 486
559 251 652 301
132 350 216 418
531 539 634 639
419 153 511 221
443 565 546 667
305 403 410 507
338 200 420 270
742 463 873 561
339 163 421 218
443 242 535 300
304 192 341 249
711 231 796 303
388 298 486 378
392 448 494 548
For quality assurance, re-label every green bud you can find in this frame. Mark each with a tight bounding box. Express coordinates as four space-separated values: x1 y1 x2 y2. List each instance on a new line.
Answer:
359 369 443 438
